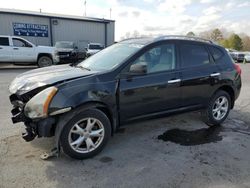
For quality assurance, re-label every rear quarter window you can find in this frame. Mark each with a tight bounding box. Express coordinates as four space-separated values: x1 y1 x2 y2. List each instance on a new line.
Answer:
209 46 224 61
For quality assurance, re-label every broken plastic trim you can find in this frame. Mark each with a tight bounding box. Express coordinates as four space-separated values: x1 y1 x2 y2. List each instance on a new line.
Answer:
49 107 72 116
40 147 59 160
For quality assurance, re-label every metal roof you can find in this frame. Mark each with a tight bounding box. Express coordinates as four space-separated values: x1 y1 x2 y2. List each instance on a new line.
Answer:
0 8 114 23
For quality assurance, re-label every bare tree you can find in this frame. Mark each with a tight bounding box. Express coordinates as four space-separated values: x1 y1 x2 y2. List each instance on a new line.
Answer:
210 28 224 42
186 31 195 36
199 30 211 40
242 36 250 51
132 30 140 38
125 32 131 39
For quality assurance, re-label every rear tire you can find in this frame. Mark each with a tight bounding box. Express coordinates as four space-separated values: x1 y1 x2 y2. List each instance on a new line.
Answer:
60 109 111 160
38 56 52 67
202 90 231 126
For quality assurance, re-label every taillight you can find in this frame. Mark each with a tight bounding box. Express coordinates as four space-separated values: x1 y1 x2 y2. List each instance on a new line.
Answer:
234 64 241 75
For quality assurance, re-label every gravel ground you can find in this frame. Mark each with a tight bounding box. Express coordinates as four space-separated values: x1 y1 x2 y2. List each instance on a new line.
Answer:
0 64 250 188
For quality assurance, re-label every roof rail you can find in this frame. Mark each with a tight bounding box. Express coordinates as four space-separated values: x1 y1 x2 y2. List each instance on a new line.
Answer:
120 37 152 42
155 35 214 44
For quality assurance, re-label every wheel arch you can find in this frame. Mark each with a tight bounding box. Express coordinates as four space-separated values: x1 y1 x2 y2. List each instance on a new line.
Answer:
76 101 117 135
37 53 53 62
54 101 117 154
214 85 235 109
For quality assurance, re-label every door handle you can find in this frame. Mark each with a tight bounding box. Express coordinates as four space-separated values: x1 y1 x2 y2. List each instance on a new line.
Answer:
168 79 181 84
210 73 220 77
13 47 19 50
0 47 2 49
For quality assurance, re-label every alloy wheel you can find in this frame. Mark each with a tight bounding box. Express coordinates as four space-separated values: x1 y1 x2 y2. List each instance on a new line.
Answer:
212 96 229 121
68 118 105 153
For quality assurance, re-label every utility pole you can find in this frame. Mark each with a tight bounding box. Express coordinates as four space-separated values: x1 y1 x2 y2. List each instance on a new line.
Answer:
84 0 87 16
110 8 112 19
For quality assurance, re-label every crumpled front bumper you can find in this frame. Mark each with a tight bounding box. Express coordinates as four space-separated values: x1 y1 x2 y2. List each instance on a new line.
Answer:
10 94 29 123
9 94 56 141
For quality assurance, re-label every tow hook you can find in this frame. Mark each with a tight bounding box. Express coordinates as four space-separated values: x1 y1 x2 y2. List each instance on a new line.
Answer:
40 147 59 160
22 128 36 142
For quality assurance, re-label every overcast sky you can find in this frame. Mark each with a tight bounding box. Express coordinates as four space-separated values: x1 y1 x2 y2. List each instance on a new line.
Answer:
1 0 250 40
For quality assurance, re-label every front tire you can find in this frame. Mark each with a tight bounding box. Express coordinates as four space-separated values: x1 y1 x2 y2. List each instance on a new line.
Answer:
60 109 111 160
38 56 53 67
202 90 231 126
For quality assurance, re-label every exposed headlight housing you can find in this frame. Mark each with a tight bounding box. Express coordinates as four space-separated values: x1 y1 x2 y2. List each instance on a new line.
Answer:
24 87 58 119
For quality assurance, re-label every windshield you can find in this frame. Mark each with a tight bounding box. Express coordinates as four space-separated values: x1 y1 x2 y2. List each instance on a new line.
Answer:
78 43 144 71
88 44 103 50
55 41 74 49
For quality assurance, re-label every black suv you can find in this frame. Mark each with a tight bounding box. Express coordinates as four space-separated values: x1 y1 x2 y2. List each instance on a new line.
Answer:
9 36 242 159
55 41 86 63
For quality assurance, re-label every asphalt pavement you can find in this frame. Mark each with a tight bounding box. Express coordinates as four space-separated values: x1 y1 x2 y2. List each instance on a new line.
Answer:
0 64 250 188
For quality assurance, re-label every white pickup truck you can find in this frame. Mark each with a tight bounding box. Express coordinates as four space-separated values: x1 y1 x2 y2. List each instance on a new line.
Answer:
0 35 59 67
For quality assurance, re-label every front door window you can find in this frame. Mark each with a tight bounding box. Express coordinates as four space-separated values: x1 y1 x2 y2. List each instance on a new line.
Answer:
131 44 176 74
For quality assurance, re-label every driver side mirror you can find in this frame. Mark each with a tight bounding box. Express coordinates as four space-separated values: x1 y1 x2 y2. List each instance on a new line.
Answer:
129 64 147 74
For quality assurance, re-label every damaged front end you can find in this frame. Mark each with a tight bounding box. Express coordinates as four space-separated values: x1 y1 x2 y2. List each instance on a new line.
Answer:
9 89 56 142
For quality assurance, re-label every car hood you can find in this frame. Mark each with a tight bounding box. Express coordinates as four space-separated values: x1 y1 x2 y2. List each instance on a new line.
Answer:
56 48 74 52
9 64 97 95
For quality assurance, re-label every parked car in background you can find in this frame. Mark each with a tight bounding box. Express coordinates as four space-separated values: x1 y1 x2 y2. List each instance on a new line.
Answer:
85 43 104 57
0 35 59 67
229 52 237 61
55 41 86 63
9 35 241 159
244 52 250 63
234 52 245 63
226 49 237 62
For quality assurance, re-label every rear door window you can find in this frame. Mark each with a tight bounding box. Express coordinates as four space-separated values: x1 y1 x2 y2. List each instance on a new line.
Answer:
180 43 210 68
0 37 9 46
